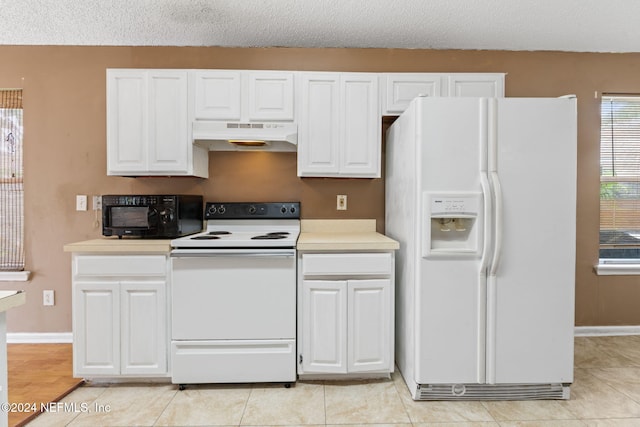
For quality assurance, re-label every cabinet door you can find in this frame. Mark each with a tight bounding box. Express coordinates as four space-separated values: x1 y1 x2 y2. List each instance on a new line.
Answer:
193 70 241 120
298 73 340 176
301 280 347 373
120 281 167 375
73 281 120 376
106 70 148 174
348 279 392 372
382 74 443 114
247 71 295 121
448 74 505 97
147 71 189 173
340 74 380 177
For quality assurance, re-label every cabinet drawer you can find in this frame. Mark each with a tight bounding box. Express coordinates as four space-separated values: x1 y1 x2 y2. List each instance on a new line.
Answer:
302 253 392 276
74 255 167 277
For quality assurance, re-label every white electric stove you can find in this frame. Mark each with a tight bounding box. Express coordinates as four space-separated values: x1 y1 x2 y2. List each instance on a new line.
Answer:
169 202 300 388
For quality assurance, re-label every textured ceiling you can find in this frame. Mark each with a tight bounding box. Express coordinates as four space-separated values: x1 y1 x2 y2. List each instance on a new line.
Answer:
2 0 640 52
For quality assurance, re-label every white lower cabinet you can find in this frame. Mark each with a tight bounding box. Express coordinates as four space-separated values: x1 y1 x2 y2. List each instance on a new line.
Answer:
72 255 168 378
120 281 167 375
298 252 394 377
301 280 347 373
73 281 119 376
348 280 392 372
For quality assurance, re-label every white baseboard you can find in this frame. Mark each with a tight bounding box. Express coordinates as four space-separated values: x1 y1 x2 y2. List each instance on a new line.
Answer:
7 332 73 344
575 326 640 337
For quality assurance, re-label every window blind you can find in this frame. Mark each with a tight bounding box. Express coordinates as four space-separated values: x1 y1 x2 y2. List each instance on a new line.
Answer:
600 95 640 257
0 89 24 270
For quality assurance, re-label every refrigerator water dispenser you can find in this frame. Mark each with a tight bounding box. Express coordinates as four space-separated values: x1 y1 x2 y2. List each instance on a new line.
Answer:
423 193 482 258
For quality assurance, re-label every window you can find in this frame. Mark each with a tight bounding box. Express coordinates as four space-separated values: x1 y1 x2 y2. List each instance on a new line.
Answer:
0 89 24 271
600 95 640 260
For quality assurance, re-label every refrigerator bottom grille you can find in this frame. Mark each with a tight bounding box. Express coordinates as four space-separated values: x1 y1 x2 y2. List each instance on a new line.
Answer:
415 383 570 400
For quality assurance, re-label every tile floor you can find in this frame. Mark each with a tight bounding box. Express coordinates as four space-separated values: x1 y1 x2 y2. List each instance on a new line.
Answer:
26 335 640 426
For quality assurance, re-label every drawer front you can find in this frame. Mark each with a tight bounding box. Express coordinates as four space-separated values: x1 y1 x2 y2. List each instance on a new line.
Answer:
74 255 167 277
302 253 392 276
171 339 296 384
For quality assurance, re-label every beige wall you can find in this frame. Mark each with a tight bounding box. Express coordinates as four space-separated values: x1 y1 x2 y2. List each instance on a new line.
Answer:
0 45 639 333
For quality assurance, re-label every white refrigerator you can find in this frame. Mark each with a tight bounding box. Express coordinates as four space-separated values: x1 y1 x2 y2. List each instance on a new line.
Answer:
385 96 576 400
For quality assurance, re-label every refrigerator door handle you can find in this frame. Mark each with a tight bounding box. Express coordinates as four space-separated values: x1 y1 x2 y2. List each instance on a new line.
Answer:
479 173 492 274
489 171 503 276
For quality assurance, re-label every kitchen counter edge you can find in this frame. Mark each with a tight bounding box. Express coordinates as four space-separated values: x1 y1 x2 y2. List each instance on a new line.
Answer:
297 232 399 251
63 238 172 253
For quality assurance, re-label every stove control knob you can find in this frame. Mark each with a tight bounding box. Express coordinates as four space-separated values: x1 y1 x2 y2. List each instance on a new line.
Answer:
207 205 217 215
280 206 287 214
249 205 257 214
290 206 296 214
218 205 226 215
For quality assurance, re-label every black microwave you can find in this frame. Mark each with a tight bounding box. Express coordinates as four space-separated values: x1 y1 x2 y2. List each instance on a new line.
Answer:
102 195 203 239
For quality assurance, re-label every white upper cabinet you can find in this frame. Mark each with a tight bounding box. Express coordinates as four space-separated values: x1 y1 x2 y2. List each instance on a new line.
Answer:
107 69 504 179
147 72 189 173
107 69 208 177
107 70 148 173
247 72 295 121
193 70 295 122
298 72 380 178
340 74 380 177
298 73 340 175
192 71 242 120
447 73 505 98
381 74 444 114
380 73 505 115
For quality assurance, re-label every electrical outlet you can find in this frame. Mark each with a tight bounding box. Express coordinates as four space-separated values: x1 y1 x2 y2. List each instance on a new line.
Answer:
92 195 102 210
76 195 87 211
337 195 347 211
43 290 54 306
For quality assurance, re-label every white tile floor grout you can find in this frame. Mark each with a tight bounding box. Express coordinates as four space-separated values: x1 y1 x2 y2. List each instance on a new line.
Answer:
26 336 640 426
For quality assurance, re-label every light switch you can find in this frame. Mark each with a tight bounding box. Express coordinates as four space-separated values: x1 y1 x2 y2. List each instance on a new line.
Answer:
76 195 87 211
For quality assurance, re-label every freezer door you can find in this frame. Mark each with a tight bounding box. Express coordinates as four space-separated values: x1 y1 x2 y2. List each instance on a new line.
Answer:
415 97 487 384
487 98 576 384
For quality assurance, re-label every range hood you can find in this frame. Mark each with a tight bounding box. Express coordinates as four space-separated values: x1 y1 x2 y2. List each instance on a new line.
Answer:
192 121 297 152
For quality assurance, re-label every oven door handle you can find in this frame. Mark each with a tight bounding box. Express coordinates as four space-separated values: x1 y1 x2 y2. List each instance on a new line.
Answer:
170 249 296 257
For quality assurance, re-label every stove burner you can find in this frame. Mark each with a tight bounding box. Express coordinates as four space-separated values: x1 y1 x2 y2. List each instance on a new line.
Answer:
191 235 221 240
208 231 231 235
251 232 291 240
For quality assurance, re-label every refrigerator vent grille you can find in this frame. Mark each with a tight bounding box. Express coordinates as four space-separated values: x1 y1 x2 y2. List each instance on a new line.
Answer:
416 383 568 400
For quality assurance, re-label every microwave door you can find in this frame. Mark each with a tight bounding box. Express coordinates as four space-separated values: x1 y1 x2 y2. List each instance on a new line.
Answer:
104 205 158 237
112 206 157 228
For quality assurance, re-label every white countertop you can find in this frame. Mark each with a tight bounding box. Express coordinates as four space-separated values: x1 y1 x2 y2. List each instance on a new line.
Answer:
297 219 399 251
64 220 401 253
0 290 26 313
